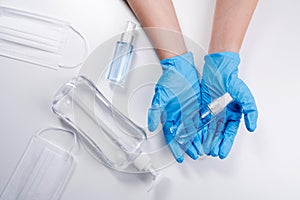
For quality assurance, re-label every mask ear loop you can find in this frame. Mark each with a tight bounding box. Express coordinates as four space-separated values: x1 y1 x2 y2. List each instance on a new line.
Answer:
58 24 89 69
36 127 79 156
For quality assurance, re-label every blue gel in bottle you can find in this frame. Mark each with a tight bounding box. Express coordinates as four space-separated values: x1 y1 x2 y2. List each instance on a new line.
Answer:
107 21 136 86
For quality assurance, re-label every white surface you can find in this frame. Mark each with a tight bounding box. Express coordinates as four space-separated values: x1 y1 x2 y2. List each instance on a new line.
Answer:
0 0 300 200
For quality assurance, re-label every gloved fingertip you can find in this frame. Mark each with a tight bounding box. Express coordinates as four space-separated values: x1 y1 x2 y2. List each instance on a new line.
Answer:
211 153 218 157
192 154 199 160
219 138 234 159
198 150 205 157
203 146 211 155
219 154 227 159
191 134 204 156
168 140 185 163
148 108 161 132
245 111 258 132
245 120 256 132
210 148 219 157
219 147 229 159
203 141 212 155
148 118 159 132
247 125 256 132
185 146 199 160
190 152 199 160
195 142 204 156
176 156 184 163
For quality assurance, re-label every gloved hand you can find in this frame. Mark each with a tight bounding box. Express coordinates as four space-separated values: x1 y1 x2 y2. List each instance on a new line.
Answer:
148 52 204 163
201 52 258 159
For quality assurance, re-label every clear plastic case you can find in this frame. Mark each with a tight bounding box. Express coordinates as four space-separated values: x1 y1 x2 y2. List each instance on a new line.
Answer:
52 76 147 170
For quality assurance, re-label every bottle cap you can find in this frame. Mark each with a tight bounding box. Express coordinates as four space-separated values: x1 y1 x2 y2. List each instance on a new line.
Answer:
120 21 136 44
124 21 137 32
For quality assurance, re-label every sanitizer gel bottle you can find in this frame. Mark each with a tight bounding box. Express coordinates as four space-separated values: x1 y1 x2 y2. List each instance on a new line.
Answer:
107 21 136 86
52 76 162 190
52 76 161 189
52 76 145 169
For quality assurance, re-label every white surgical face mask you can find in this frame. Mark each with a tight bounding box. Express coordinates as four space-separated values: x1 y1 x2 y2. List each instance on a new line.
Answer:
0 127 78 200
0 6 88 70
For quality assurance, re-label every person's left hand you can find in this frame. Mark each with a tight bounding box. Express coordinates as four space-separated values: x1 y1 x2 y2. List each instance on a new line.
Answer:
200 52 258 159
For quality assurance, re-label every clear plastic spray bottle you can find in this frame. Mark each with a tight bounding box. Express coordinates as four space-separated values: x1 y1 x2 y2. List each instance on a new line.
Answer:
200 92 233 125
107 21 136 86
173 93 233 145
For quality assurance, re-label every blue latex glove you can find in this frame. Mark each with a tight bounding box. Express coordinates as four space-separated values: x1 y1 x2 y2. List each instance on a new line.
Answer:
148 52 204 163
201 52 258 159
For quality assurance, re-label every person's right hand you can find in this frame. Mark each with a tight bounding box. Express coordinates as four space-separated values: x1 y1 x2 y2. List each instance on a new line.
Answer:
148 52 204 163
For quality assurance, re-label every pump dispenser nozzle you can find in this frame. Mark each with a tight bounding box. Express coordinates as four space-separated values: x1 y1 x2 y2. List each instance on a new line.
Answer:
132 153 163 191
133 154 159 179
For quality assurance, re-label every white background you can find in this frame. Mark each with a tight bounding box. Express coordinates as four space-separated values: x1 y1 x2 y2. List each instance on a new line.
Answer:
0 0 300 199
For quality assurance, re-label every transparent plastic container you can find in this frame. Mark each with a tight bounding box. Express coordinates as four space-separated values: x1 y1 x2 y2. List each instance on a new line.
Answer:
106 21 136 86
52 76 147 170
172 93 233 152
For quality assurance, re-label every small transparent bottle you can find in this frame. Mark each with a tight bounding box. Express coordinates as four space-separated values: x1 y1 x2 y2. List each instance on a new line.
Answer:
200 92 233 125
107 21 136 86
173 93 233 147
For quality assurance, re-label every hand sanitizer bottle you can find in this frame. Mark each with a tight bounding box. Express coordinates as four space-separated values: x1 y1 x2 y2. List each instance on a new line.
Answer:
107 21 136 86
173 93 233 148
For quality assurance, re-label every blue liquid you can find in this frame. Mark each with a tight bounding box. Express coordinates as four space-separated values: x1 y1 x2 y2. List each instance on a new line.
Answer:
107 41 133 85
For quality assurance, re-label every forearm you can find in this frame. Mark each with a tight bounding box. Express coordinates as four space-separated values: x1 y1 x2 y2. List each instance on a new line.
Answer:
209 0 258 54
127 0 187 60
